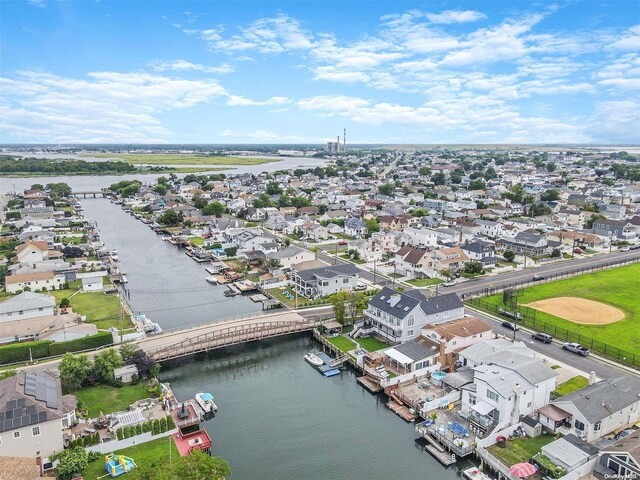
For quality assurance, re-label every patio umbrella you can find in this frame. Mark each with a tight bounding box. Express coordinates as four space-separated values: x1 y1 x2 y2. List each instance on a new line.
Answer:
509 462 537 478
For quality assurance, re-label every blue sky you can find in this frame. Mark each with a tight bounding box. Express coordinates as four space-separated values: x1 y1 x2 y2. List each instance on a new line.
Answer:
1 0 639 144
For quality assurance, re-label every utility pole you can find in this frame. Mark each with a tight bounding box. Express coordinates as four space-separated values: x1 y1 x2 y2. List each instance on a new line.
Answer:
373 258 377 285
119 287 124 343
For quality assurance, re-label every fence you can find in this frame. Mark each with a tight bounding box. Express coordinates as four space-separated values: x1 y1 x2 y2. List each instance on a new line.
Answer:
463 253 640 300
468 297 640 369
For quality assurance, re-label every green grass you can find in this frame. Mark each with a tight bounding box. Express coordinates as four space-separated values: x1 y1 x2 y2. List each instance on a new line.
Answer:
553 376 588 397
407 278 444 287
83 436 178 480
188 236 204 246
49 290 131 330
75 383 151 418
487 435 556 467
338 253 365 264
477 263 640 355
333 233 355 240
358 336 389 352
266 287 318 308
87 153 279 166
328 335 357 353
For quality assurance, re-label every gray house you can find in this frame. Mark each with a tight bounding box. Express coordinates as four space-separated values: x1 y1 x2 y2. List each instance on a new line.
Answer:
593 219 637 240
291 263 360 299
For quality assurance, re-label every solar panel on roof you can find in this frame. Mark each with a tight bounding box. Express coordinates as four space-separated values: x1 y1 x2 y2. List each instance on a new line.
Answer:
5 409 13 419
26 405 36 415
6 400 16 410
30 413 38 424
38 411 47 423
0 411 4 421
16 398 25 408
13 417 21 429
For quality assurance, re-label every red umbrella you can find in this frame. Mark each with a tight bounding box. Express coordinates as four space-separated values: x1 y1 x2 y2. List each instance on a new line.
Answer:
509 462 537 478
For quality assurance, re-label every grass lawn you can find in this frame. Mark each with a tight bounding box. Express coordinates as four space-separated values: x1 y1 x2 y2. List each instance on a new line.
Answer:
266 287 318 308
475 263 640 355
83 436 178 480
189 236 204 246
358 336 389 352
49 290 130 330
487 435 556 467
333 233 355 240
338 253 365 264
553 376 588 397
75 383 151 418
87 153 278 166
407 278 444 287
328 335 357 353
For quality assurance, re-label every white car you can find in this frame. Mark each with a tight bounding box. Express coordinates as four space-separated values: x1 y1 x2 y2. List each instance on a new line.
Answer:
443 280 456 287
354 283 367 291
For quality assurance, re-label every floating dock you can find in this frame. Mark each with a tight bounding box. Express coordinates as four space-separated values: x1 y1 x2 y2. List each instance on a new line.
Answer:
357 376 383 393
313 352 342 377
387 396 418 422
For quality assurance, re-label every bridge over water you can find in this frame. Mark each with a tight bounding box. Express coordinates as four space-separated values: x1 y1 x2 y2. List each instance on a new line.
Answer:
136 311 324 362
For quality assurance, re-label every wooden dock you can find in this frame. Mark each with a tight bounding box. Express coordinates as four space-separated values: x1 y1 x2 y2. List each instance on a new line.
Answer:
425 445 456 466
357 376 383 393
387 399 418 422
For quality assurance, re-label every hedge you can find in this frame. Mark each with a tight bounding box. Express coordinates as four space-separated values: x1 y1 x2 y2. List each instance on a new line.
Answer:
115 416 173 440
0 340 52 364
48 332 113 356
0 332 113 365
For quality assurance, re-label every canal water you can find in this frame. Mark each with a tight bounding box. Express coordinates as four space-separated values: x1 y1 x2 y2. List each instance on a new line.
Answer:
75 199 462 479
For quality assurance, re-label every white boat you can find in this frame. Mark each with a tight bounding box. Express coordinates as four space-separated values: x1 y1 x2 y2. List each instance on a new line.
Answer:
304 353 324 367
205 275 218 284
195 392 218 413
462 467 492 480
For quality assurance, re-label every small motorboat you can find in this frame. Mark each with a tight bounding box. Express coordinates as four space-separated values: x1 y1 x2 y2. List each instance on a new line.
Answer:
195 392 218 413
205 275 218 284
304 353 324 367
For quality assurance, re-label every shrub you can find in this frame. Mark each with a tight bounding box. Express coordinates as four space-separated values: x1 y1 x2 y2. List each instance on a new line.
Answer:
0 340 52 364
135 424 143 435
116 428 123 440
48 332 112 356
166 415 176 430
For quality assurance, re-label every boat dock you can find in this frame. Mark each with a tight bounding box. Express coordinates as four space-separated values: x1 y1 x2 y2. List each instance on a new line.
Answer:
387 395 418 422
357 376 383 393
313 352 342 377
425 444 456 466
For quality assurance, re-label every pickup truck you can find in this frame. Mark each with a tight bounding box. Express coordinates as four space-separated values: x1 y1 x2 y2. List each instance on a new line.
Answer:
562 342 590 356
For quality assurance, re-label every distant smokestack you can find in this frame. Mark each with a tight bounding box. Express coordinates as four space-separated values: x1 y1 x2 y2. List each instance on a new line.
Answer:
343 128 346 148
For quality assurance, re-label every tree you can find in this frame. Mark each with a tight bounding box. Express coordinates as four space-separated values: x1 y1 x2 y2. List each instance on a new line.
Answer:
46 182 72 198
62 246 84 258
439 268 452 279
201 202 226 217
154 184 168 196
365 218 380 235
329 291 348 325
540 189 560 201
418 166 431 176
59 297 70 308
546 161 556 172
130 349 157 378
265 258 282 269
30 183 44 191
192 195 207 209
59 352 91 393
527 203 552 217
585 213 606 229
91 348 123 385
503 250 516 263
468 179 486 190
284 237 291 247
266 181 283 195
346 291 366 320
378 183 395 196
174 450 231 480
51 447 90 480
431 172 446 185
551 248 561 258
119 343 138 364
484 167 497 180
463 261 484 275
157 209 182 226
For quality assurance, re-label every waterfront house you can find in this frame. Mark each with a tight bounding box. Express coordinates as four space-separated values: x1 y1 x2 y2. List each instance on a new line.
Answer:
421 316 493 368
267 246 315 270
539 434 599 474
541 376 640 442
5 271 66 294
595 428 640 479
0 373 77 460
14 241 50 264
364 288 464 344
461 349 557 434
0 292 55 324
380 336 441 374
291 263 360 299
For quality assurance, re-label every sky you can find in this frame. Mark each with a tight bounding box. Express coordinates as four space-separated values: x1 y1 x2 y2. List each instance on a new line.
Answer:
0 0 639 145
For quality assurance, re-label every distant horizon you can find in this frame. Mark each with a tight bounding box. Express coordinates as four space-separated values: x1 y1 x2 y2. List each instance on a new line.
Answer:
2 143 640 148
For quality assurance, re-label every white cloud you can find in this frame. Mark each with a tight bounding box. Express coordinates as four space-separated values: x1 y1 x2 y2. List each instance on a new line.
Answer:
27 0 46 8
587 100 640 142
151 60 234 74
425 10 486 24
0 71 228 143
609 24 640 50
225 95 291 106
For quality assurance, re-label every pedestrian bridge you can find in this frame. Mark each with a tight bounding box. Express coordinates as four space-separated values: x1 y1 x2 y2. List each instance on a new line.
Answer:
136 311 322 362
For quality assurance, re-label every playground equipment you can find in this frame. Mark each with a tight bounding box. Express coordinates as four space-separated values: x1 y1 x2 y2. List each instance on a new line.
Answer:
104 453 137 477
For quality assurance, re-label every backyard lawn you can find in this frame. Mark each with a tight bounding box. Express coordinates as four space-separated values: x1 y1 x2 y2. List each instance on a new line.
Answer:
553 376 588 397
75 383 152 418
407 278 444 287
487 435 556 467
266 287 317 308
188 236 204 246
473 263 640 355
49 289 130 330
328 335 357 353
358 336 389 352
82 436 178 480
339 253 365 264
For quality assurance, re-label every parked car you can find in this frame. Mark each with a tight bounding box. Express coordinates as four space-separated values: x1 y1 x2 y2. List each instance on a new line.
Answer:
354 283 367 291
562 342 590 356
443 280 456 287
501 321 519 331
533 274 545 281
630 245 640 250
573 247 582 254
338 241 348 246
532 332 553 343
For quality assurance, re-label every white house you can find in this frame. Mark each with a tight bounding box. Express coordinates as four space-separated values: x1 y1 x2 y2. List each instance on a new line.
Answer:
421 316 493 368
267 246 316 269
81 276 104 292
291 263 360 299
461 348 557 434
399 227 438 248
540 376 640 442
5 271 66 294
0 292 55 323
14 241 49 264
475 219 504 238
0 373 77 461
364 288 464 344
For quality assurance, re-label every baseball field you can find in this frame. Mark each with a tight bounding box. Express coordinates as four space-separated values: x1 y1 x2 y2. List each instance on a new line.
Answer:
477 262 640 355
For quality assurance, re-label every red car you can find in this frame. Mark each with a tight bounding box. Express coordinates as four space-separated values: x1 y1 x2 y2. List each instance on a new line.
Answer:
338 241 348 246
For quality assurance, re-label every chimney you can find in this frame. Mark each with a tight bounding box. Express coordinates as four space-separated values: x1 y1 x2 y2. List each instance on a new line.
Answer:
36 453 43 476
588 371 596 385
439 340 447 370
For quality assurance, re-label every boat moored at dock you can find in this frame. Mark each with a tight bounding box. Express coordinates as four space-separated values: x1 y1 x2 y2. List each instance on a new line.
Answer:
195 392 218 413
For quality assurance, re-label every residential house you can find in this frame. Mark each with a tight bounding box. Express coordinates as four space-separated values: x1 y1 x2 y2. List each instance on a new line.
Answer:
395 246 430 278
305 223 330 241
344 217 367 238
461 241 497 267
14 242 49 264
0 373 77 460
267 246 315 269
539 434 599 475
546 231 605 250
461 349 557 433
350 239 383 263
595 428 640 480
364 288 464 343
421 316 493 368
593 219 637 240
0 292 55 323
541 376 640 442
496 231 553 256
5 272 66 294
398 227 438 248
378 215 413 231
381 337 441 375
475 219 504 238
264 214 288 231
425 247 469 275
291 263 360 299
